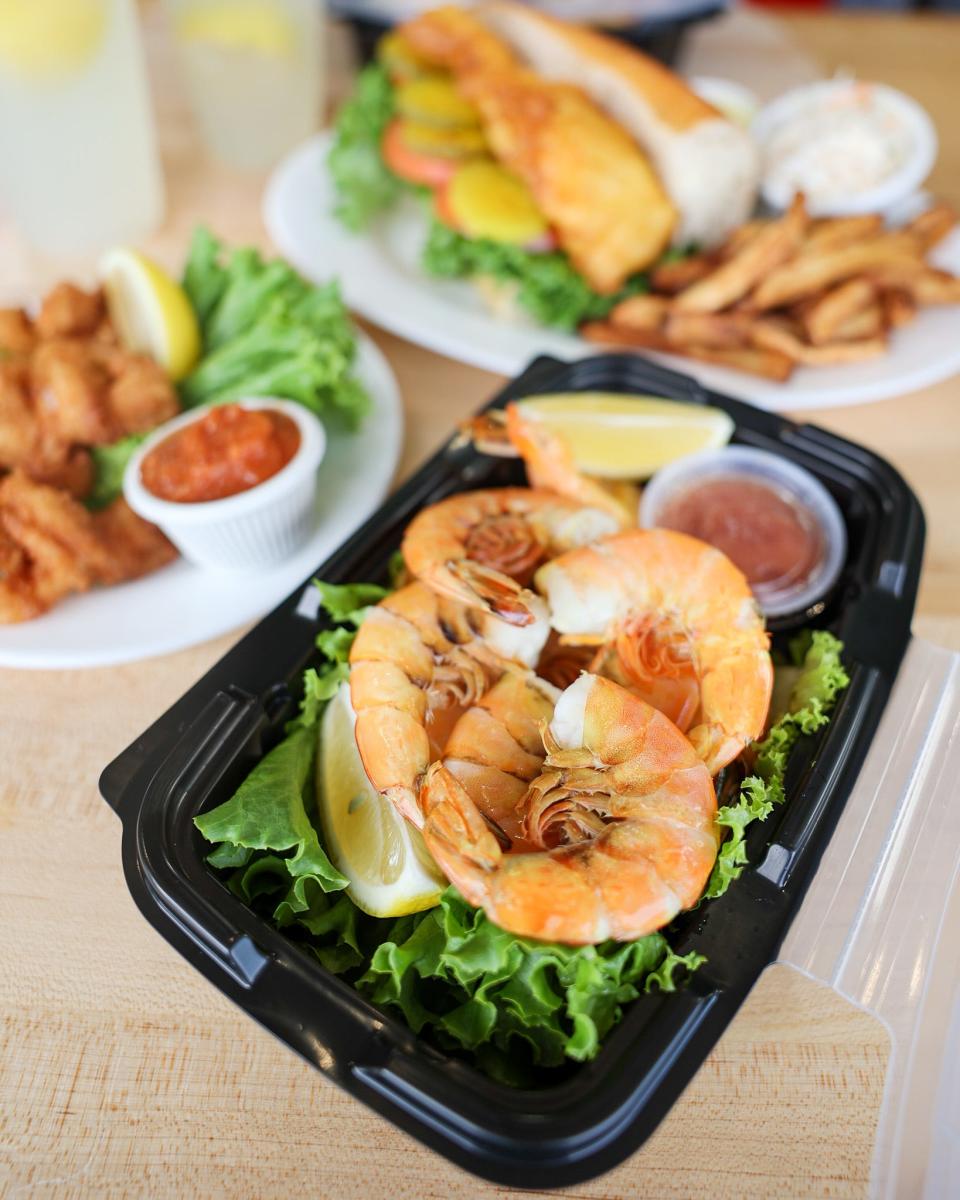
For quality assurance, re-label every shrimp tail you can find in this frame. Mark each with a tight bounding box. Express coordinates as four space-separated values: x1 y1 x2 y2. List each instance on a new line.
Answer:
449 558 536 626
421 763 504 904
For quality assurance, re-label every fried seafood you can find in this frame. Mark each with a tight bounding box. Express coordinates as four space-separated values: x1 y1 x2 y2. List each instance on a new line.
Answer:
348 581 551 826
421 674 718 944
535 529 773 774
0 472 175 623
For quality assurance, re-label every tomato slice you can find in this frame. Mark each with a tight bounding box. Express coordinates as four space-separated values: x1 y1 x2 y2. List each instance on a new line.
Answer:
381 120 461 189
433 182 463 231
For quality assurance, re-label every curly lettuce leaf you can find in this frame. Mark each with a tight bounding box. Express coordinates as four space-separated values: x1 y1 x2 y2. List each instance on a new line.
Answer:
421 220 648 331
329 63 402 231
179 229 370 428
358 888 679 1069
85 432 148 510
704 631 850 899
194 723 348 891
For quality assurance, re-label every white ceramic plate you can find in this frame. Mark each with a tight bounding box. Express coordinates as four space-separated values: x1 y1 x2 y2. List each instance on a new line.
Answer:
0 333 403 669
265 133 960 413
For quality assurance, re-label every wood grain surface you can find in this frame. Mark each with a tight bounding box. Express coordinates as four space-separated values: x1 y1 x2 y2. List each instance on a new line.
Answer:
2 7 959 1198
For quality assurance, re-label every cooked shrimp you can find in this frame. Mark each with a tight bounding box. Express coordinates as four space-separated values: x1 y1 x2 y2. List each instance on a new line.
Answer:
463 403 636 528
534 529 773 773
348 581 550 826
401 487 620 627
442 669 559 848
421 674 718 944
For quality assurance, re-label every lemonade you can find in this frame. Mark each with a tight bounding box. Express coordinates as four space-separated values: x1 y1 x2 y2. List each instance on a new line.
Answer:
169 0 323 170
0 0 164 254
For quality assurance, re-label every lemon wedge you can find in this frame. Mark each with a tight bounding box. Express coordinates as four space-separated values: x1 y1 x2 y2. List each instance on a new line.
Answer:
516 393 734 480
318 682 445 919
175 1 295 57
0 0 106 80
100 248 201 382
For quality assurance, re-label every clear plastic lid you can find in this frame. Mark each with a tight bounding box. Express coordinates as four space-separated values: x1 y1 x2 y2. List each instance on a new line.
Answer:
779 636 960 1199
639 445 848 619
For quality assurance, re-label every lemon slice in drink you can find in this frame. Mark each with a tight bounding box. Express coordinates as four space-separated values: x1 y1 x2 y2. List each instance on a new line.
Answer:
175 1 295 57
0 0 106 80
100 248 201 382
318 682 445 918
516 393 734 480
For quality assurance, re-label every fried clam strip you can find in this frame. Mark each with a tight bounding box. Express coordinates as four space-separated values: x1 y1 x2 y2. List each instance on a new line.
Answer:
0 472 175 623
672 194 809 314
581 320 794 382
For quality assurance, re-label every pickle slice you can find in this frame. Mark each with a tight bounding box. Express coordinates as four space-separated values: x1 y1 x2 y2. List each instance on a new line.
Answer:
395 75 480 128
399 119 488 159
445 161 549 245
376 30 430 82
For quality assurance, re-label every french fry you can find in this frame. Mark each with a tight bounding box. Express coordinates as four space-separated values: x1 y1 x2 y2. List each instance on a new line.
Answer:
804 215 883 252
907 203 957 250
673 193 809 314
649 254 720 294
832 303 884 341
718 220 764 258
879 288 917 329
868 265 960 304
750 318 887 365
801 278 876 345
609 293 668 331
580 321 795 381
664 311 753 349
750 233 921 310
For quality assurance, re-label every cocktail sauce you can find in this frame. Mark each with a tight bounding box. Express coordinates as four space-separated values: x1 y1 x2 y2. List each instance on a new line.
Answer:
142 404 300 504
657 476 823 591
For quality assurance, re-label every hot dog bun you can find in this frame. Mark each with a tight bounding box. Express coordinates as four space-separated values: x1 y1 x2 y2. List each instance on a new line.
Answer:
478 2 760 248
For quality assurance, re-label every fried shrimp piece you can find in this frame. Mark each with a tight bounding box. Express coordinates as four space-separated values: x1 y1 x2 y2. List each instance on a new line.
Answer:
0 360 36 470
0 471 113 613
24 446 95 501
0 308 36 355
30 339 116 447
34 283 106 340
92 498 177 583
106 354 179 435
0 526 43 623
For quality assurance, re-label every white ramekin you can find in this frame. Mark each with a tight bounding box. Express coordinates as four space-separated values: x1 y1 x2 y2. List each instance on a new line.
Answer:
752 79 938 218
123 398 326 570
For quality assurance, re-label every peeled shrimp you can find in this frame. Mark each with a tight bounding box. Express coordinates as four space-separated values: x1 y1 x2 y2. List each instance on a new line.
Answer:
401 487 620 627
442 669 559 848
421 674 718 944
348 581 550 826
534 528 773 774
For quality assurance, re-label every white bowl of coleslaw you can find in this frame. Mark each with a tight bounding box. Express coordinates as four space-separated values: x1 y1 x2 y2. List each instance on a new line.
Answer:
752 79 938 218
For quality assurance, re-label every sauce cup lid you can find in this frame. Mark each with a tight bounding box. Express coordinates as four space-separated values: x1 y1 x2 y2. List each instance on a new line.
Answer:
639 445 847 620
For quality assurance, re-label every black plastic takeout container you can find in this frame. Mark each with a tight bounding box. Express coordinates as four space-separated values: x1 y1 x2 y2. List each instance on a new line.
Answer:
100 354 924 1188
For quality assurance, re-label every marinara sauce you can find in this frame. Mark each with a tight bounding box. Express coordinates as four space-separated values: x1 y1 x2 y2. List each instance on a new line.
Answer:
142 404 300 504
657 476 823 591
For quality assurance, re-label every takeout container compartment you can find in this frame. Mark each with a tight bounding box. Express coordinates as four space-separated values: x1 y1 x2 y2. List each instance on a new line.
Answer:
100 353 924 1189
123 398 326 570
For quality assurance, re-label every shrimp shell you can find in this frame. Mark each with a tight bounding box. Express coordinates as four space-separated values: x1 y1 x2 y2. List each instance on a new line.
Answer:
401 486 620 626
534 528 773 774
421 675 718 945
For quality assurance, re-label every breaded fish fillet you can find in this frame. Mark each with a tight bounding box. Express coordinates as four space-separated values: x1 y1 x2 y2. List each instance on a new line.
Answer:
401 7 675 292
463 68 676 292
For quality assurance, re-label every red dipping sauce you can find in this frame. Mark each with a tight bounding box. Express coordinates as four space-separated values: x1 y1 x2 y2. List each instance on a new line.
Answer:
657 476 823 591
142 404 300 504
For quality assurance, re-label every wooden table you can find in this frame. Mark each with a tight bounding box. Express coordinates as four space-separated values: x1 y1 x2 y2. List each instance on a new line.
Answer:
2 9 958 1199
